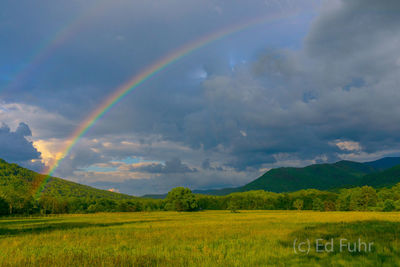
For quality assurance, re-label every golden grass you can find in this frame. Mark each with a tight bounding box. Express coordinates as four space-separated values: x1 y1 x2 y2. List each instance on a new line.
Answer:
0 211 399 266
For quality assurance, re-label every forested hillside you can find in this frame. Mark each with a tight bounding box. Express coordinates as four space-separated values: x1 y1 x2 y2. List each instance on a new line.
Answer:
193 158 400 196
241 160 374 192
360 164 400 188
0 159 138 214
44 177 134 200
364 157 400 171
0 159 133 199
2 157 400 215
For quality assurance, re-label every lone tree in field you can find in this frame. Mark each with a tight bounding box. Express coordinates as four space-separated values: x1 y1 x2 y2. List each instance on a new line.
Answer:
165 187 198 211
293 199 304 210
228 196 241 213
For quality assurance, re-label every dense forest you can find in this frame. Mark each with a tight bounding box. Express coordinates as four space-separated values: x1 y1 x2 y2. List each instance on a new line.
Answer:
1 158 400 215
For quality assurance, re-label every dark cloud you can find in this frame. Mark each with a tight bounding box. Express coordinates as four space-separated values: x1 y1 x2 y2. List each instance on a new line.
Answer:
1 0 313 118
4 0 400 195
170 0 400 171
202 158 224 171
89 168 253 196
15 122 32 136
55 143 106 178
128 158 197 174
0 122 43 169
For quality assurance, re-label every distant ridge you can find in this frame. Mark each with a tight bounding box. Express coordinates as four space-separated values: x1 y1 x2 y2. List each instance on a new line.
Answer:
3 156 400 200
147 157 400 198
364 157 400 171
194 160 376 196
360 164 400 188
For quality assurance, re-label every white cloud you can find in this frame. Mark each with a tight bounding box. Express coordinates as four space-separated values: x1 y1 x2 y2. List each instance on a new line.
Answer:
0 102 74 139
335 140 362 152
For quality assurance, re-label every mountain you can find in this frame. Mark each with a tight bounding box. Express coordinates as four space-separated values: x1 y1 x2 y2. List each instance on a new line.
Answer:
360 164 400 188
193 187 240 196
0 159 134 200
141 193 168 199
363 157 400 171
44 177 135 199
192 158 400 196
239 160 375 192
4 156 400 200
196 160 376 195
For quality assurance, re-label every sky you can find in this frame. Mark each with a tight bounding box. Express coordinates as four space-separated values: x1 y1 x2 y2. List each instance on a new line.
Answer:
1 0 400 196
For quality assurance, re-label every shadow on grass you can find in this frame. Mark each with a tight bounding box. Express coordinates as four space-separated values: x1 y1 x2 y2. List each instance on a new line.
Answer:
272 220 400 266
4 253 172 267
0 219 170 237
0 218 60 226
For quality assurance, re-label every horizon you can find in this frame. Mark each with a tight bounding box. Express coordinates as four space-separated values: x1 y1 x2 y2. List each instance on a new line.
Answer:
2 155 400 197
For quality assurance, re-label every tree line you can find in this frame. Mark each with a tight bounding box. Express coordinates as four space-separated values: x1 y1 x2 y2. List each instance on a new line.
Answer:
2 182 400 215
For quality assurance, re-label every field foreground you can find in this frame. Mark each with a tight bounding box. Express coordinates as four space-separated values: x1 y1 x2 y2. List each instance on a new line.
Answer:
0 211 399 266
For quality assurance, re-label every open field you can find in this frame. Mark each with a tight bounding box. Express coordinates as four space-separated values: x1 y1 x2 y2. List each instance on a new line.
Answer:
0 211 400 266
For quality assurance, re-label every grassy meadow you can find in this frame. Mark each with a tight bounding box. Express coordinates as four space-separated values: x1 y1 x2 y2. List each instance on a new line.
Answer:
0 211 399 266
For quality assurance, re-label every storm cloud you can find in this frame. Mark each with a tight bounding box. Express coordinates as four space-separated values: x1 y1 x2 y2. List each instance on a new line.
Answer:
1 0 400 195
0 122 43 170
125 158 198 174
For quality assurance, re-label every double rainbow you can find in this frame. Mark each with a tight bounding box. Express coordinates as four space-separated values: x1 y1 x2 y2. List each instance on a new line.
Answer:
35 12 298 197
2 1 110 93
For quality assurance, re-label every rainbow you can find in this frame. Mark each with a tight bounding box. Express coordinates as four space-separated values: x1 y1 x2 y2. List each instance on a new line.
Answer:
1 1 110 94
34 11 299 198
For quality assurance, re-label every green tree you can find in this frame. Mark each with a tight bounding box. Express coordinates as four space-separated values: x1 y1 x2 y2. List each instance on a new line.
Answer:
0 184 27 214
39 196 70 214
359 186 377 210
0 197 9 215
383 199 396 212
312 198 324 211
293 199 304 210
165 187 198 211
227 195 241 213
338 187 377 211
324 200 336 211
336 189 351 211
277 194 291 210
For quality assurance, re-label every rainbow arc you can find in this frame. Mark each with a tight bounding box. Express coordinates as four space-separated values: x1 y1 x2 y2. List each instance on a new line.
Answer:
34 11 299 198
